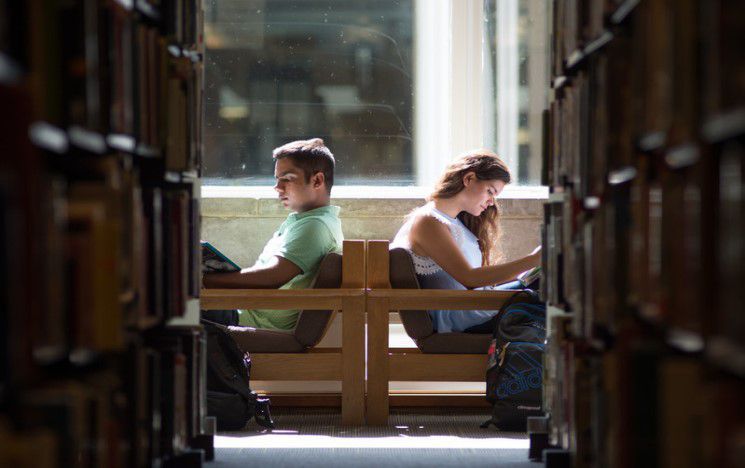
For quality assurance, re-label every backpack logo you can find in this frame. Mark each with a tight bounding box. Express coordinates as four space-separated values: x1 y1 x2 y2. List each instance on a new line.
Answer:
496 365 542 399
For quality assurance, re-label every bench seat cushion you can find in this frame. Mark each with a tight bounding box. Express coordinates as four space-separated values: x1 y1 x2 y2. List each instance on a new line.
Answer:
390 248 491 354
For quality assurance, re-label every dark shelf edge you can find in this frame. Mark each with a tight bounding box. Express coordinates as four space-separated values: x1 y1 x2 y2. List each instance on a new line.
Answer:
583 30 614 57
664 143 700 170
565 49 585 71
168 44 203 62
29 122 69 154
113 0 134 11
107 133 137 153
136 0 161 21
68 126 108 155
607 166 637 185
559 31 615 78
181 170 198 182
665 327 705 354
552 75 569 90
707 337 745 379
0 52 24 86
136 143 162 158
633 307 705 355
637 131 667 153
702 108 745 144
582 196 601 210
609 0 641 25
165 170 198 184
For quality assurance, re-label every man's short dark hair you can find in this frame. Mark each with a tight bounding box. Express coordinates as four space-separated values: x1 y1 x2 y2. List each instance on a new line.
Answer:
272 138 335 194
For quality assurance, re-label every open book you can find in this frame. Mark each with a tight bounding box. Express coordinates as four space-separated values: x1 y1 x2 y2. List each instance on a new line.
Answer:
517 266 541 288
201 241 241 273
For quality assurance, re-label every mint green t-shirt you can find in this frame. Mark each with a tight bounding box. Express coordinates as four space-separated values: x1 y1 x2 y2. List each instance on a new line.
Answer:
238 205 344 330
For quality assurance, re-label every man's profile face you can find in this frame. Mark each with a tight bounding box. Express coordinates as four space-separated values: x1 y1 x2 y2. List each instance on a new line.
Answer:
273 157 319 212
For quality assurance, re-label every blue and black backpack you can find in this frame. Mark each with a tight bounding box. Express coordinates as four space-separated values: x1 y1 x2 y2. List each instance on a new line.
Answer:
481 290 546 430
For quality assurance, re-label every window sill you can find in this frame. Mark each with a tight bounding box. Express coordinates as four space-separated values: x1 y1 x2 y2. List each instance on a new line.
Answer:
201 185 548 200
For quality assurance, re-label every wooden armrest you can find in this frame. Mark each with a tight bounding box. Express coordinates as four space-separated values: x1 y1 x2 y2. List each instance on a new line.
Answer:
200 288 365 310
366 288 521 309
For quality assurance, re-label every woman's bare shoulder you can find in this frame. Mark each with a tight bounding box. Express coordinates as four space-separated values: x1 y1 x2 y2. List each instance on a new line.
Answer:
409 213 451 238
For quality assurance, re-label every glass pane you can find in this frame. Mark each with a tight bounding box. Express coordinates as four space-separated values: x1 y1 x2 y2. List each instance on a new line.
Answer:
484 0 549 185
203 0 414 186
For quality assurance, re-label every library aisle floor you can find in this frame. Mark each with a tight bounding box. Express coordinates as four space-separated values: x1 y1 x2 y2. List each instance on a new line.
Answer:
213 408 540 467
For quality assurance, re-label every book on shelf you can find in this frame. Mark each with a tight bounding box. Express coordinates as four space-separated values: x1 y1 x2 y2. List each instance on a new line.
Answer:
23 380 121 467
109 1 135 135
0 423 58 468
188 194 201 297
700 0 745 119
641 0 674 138
67 198 124 351
146 333 189 456
717 143 745 345
658 357 705 468
605 34 634 171
126 342 159 466
164 188 190 317
160 326 207 441
142 185 164 318
145 345 163 463
702 377 745 468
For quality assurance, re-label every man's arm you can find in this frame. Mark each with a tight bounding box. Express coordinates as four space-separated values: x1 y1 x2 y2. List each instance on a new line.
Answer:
203 255 302 289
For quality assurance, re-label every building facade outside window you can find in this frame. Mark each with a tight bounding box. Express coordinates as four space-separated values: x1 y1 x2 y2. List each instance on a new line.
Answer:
202 0 550 188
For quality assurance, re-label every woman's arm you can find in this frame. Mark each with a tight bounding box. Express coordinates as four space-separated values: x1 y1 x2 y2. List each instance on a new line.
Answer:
409 216 540 288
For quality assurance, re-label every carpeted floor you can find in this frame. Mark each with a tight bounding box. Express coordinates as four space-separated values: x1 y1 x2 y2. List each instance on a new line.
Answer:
211 408 542 467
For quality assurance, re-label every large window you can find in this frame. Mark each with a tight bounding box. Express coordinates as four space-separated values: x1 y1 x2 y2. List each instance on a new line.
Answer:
484 0 550 185
203 0 414 185
202 0 549 187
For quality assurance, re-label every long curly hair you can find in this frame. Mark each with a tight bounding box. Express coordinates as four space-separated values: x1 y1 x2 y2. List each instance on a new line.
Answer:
428 150 511 265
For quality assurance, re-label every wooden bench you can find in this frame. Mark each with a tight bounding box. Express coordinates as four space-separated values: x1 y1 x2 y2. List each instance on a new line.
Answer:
365 240 519 425
200 239 366 425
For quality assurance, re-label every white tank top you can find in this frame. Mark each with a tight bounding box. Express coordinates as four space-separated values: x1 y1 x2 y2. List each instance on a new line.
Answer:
391 202 499 333
392 201 482 274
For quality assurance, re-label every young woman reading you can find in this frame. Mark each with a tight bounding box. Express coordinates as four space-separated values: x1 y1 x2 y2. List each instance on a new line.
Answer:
391 150 541 333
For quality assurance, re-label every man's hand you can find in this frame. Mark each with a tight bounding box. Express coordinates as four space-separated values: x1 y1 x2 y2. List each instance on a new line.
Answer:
203 256 302 289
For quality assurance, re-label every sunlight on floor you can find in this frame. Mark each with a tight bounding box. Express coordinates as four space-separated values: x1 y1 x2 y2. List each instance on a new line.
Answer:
215 434 530 449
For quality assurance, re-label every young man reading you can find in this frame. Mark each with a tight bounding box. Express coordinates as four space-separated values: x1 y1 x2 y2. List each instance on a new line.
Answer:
202 138 344 330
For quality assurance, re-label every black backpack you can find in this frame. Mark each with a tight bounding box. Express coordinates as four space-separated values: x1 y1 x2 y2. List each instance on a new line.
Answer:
481 290 546 430
201 319 274 430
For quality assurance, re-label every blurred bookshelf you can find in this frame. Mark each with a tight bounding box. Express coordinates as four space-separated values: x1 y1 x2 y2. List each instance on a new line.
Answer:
541 0 744 467
0 0 211 466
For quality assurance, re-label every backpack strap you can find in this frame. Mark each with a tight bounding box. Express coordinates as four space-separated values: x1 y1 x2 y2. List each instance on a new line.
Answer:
201 319 254 399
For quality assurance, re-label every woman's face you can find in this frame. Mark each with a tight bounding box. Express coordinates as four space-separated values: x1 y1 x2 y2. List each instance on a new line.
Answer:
460 174 506 216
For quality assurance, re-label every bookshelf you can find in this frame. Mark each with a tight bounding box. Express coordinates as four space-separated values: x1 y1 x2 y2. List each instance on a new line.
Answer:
1 0 211 466
542 0 744 467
